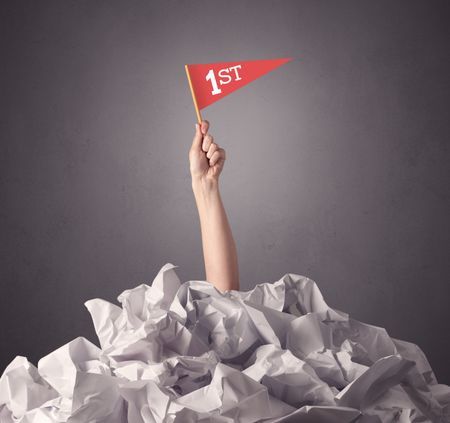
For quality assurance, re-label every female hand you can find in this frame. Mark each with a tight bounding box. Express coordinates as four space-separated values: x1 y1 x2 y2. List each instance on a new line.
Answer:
189 120 226 184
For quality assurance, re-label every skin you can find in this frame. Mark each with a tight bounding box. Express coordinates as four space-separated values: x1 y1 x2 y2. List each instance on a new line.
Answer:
189 120 240 292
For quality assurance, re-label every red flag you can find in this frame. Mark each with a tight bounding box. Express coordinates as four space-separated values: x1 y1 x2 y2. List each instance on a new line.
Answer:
185 58 292 122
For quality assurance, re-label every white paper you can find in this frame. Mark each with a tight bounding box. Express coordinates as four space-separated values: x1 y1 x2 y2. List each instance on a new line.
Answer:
1 262 449 422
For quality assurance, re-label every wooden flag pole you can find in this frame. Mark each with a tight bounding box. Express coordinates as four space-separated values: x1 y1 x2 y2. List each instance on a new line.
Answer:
185 65 203 124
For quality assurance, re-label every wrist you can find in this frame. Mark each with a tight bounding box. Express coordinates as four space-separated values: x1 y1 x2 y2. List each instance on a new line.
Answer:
191 177 220 210
191 176 219 194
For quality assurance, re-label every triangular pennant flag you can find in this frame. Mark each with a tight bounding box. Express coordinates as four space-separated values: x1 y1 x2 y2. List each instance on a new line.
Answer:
185 58 292 122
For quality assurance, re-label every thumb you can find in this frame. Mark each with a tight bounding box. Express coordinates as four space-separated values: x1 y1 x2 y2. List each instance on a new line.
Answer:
191 122 203 150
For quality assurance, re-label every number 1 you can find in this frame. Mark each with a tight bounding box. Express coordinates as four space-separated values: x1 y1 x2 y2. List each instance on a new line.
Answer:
206 69 222 95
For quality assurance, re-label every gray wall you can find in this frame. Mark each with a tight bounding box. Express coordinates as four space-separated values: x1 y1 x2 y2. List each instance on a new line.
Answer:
1 0 449 383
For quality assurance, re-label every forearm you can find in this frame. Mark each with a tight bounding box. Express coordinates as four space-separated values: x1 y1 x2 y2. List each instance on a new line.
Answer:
192 177 240 292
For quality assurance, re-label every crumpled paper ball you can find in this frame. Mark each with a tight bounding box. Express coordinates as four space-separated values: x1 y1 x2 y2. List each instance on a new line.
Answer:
1 262 449 422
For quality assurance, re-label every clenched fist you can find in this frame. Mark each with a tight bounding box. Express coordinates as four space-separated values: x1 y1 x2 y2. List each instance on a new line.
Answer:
189 120 226 184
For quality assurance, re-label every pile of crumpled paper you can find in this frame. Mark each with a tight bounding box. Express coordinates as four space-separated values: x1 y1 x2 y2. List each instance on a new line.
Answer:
1 263 449 422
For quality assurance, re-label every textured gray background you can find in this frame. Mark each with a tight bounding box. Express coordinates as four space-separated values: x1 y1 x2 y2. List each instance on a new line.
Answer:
1 0 449 383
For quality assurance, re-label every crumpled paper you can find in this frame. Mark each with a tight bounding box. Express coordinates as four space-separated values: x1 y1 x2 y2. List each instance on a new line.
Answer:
1 262 449 422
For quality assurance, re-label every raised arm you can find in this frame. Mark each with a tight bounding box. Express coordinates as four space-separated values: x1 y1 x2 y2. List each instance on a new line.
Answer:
188 120 240 292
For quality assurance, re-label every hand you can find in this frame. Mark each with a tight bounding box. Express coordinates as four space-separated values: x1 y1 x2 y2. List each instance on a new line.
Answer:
189 120 226 184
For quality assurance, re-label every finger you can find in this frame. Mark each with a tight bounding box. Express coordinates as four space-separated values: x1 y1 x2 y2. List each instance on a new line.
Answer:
201 120 209 135
219 147 226 161
202 134 213 152
191 123 203 150
207 142 219 159
209 149 224 166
